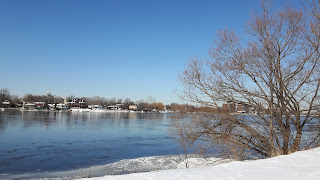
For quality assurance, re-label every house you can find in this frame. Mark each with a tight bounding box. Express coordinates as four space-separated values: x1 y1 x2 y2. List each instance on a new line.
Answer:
107 105 118 110
66 98 88 109
129 105 138 111
56 104 68 110
23 102 36 110
48 104 56 110
236 102 249 113
34 102 45 109
222 101 251 114
222 101 236 113
1 100 10 108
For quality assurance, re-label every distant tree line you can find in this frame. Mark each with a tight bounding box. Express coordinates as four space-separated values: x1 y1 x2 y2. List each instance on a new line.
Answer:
0 89 171 111
168 103 218 113
22 93 64 104
1 88 219 112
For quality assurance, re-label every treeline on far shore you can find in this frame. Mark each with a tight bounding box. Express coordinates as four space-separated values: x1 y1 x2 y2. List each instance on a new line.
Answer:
0 88 218 113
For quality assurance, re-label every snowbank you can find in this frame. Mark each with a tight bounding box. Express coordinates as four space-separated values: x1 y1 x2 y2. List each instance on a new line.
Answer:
83 147 320 180
2 154 229 179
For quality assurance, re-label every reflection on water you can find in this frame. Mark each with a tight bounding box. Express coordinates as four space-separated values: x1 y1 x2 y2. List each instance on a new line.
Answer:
0 111 168 129
0 110 183 176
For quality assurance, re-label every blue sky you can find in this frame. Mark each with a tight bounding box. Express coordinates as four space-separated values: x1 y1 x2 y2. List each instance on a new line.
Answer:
0 0 300 104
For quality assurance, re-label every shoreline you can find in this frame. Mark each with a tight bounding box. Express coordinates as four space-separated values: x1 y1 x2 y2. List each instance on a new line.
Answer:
0 108 174 113
4 147 320 179
82 147 320 180
1 154 230 179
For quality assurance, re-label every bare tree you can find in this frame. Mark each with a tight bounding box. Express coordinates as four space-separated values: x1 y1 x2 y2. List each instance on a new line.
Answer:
136 99 150 110
122 98 134 109
178 0 320 158
22 94 37 102
170 120 192 168
10 95 21 105
66 95 76 102
146 96 156 104
86 96 106 105
0 88 11 102
117 98 123 104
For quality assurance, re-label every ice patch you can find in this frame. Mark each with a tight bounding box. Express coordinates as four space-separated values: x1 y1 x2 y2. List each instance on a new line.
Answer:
1 154 230 179
82 147 320 180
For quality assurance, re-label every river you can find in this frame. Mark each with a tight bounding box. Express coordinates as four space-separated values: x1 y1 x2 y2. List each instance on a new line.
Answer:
0 110 184 178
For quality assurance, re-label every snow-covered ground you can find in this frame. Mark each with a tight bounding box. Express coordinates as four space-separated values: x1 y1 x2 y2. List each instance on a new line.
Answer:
4 147 320 179
83 147 320 180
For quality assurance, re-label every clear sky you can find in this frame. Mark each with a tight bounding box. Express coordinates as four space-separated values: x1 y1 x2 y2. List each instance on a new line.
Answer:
0 0 301 104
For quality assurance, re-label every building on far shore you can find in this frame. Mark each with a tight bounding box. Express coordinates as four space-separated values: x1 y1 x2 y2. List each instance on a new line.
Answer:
66 98 88 109
129 105 138 111
236 102 249 113
1 100 10 108
34 102 45 109
223 101 251 114
23 102 36 110
222 101 236 113
107 105 118 110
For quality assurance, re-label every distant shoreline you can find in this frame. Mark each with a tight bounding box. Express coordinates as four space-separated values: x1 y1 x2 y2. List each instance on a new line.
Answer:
0 108 174 114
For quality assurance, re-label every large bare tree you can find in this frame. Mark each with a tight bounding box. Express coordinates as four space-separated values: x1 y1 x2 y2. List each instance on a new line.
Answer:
178 0 320 158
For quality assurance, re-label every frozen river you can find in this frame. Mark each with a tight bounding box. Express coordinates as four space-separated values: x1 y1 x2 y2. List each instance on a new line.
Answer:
0 110 183 178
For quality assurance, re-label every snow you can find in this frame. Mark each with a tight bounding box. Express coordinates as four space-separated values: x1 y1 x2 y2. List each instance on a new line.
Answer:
3 148 320 179
1 154 230 179
82 147 320 180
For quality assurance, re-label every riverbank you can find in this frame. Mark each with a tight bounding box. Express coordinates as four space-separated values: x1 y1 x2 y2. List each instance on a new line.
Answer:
4 147 320 179
1 154 230 179
82 147 320 180
0 108 173 113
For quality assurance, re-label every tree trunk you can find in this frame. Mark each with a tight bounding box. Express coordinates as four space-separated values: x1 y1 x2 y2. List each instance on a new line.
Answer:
290 127 302 153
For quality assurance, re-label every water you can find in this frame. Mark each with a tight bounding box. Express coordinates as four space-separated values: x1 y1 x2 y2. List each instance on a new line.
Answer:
0 110 183 177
